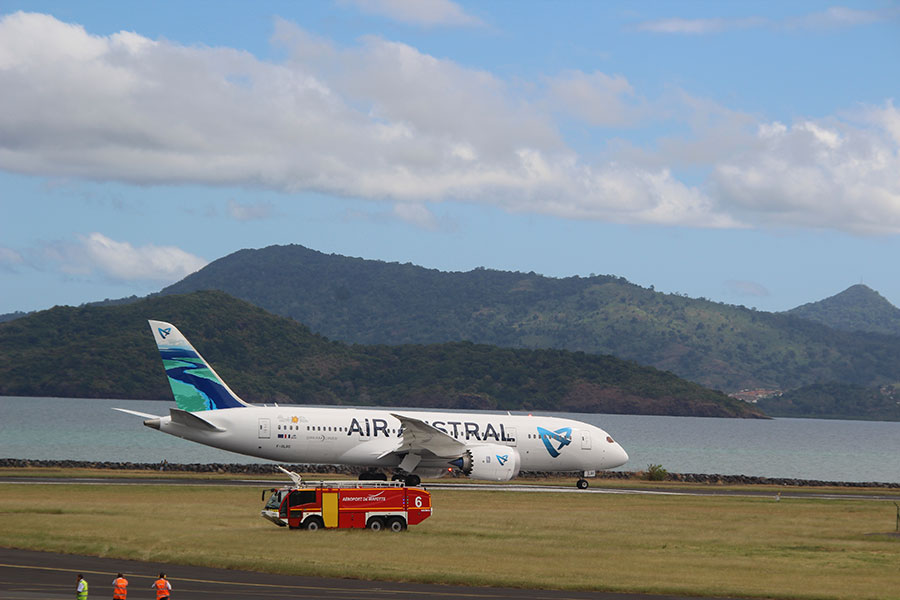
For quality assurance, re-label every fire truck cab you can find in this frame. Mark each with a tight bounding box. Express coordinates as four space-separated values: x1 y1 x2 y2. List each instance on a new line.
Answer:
262 479 432 532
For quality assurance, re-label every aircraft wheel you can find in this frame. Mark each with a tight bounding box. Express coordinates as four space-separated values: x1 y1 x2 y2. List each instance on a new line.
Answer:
405 474 421 486
366 517 385 531
303 516 325 531
576 478 589 490
387 517 407 532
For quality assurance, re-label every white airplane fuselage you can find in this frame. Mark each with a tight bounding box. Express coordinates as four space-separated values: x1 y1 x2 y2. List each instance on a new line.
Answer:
131 320 629 484
146 405 628 474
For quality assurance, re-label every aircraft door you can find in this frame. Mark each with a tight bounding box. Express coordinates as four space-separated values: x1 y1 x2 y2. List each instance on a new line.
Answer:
258 418 271 439
580 430 591 449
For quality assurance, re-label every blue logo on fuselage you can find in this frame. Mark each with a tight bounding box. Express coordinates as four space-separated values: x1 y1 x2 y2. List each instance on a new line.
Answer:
537 426 572 458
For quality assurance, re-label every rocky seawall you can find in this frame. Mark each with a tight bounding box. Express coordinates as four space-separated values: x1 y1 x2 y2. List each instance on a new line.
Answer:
2 458 898 488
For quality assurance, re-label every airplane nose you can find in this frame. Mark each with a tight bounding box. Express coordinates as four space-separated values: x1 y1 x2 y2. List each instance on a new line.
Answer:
606 442 629 468
615 443 629 466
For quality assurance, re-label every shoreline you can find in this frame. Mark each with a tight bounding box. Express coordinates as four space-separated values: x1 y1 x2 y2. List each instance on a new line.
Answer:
3 458 898 488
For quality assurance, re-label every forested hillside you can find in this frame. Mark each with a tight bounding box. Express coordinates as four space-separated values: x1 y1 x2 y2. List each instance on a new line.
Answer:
785 284 900 336
160 245 900 392
758 383 900 421
0 290 762 417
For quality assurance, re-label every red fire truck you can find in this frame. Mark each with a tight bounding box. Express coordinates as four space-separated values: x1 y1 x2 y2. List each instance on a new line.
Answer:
261 474 432 532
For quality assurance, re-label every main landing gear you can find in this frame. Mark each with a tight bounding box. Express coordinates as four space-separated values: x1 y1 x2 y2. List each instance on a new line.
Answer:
358 470 387 481
360 471 421 486
392 473 421 486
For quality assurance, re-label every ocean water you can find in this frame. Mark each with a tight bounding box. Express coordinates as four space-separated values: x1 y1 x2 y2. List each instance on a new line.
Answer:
1 396 898 483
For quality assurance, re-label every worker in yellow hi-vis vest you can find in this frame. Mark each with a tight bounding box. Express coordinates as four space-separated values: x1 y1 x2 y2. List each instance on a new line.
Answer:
75 574 88 600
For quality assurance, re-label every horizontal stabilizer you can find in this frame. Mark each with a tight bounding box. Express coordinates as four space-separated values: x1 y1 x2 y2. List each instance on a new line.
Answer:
112 407 163 419
169 408 225 432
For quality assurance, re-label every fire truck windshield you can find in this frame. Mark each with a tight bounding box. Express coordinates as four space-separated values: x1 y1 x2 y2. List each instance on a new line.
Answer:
264 491 284 511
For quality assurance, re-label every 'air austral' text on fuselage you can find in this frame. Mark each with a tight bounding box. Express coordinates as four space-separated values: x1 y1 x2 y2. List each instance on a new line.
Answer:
347 417 515 442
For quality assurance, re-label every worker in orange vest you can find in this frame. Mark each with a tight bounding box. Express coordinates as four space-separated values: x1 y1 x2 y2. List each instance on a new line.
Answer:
111 573 128 599
151 572 171 600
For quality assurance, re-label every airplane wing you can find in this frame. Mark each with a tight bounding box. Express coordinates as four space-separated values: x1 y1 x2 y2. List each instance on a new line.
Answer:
378 412 467 460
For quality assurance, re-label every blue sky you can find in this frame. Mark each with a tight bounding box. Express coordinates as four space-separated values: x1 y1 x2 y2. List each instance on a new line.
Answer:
1 0 899 315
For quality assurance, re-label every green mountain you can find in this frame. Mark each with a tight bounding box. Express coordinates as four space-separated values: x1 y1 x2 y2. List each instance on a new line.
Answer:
159 244 900 393
785 284 900 336
0 290 762 417
758 382 900 421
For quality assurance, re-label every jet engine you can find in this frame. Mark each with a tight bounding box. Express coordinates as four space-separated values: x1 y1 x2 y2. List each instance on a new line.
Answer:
451 445 521 481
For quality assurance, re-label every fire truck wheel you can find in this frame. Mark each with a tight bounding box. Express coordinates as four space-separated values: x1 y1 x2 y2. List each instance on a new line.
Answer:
387 517 407 532
366 517 386 531
576 478 589 489
303 516 325 531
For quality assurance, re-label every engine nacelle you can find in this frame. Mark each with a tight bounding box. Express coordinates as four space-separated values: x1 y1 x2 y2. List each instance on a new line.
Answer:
452 445 520 481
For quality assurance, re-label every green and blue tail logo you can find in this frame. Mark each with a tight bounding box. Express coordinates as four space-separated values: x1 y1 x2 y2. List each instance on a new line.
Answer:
148 320 249 412
537 426 572 458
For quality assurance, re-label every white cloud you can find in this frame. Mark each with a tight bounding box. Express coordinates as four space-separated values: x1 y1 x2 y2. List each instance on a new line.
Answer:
0 13 732 228
635 6 896 35
336 0 483 27
392 202 438 229
790 6 893 29
711 103 900 234
0 12 898 235
545 70 646 127
42 233 208 282
724 280 770 298
0 246 23 270
635 16 766 35
227 199 275 221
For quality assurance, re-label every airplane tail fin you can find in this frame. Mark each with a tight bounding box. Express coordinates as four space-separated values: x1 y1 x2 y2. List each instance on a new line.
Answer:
148 320 250 411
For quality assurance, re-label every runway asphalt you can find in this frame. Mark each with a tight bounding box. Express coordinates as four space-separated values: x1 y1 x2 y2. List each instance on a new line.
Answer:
2 476 899 501
0 547 742 600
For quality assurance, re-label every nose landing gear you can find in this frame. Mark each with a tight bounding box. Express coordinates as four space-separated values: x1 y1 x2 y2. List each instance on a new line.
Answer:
576 469 596 489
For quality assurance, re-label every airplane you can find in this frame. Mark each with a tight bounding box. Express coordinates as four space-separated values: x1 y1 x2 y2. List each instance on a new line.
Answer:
115 320 629 488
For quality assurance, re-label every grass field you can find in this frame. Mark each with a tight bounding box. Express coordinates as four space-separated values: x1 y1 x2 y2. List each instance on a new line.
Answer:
1 480 898 599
